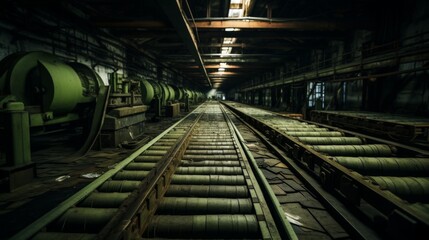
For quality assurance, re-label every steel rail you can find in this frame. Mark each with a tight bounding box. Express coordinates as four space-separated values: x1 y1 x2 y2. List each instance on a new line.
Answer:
10 104 205 240
220 104 298 240
223 103 379 239
222 101 429 240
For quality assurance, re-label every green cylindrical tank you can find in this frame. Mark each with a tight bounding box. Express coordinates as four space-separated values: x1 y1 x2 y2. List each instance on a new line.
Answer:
0 52 99 114
167 84 175 101
158 83 170 103
197 92 204 102
184 88 192 99
149 80 161 97
140 79 155 104
173 86 183 101
190 90 196 101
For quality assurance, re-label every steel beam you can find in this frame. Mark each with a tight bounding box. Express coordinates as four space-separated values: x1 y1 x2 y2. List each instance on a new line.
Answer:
179 64 273 69
157 0 211 87
96 20 170 29
191 18 346 31
149 42 295 50
161 53 289 58
95 18 347 31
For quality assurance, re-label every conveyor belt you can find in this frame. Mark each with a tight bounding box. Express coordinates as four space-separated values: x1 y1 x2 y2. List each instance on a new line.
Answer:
223 101 429 240
11 102 295 239
310 110 429 148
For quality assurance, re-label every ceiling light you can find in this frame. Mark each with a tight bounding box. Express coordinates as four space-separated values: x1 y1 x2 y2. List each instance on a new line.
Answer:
218 67 225 71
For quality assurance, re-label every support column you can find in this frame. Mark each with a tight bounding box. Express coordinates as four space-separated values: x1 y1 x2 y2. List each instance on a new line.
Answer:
0 102 35 192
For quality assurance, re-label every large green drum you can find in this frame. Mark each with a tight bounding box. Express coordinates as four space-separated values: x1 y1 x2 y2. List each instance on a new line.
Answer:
140 79 155 104
0 52 100 114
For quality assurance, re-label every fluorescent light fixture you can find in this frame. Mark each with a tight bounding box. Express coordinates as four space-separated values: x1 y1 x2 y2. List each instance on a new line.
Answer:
225 28 240 32
228 9 243 17
218 67 225 71
220 62 227 67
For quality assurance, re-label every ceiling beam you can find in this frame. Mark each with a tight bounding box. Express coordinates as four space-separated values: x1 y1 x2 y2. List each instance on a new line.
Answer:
156 0 211 87
197 30 341 39
148 42 295 50
178 64 273 69
161 53 289 58
190 18 346 31
118 30 339 40
165 58 283 63
95 20 170 29
95 18 347 31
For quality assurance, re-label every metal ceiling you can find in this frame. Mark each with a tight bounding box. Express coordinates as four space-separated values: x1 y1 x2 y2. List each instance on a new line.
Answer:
82 0 373 90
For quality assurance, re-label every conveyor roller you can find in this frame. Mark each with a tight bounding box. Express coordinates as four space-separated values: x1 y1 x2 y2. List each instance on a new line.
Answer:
332 157 429 176
312 144 395 156
297 137 364 145
158 197 253 214
166 185 250 198
369 176 429 201
145 215 259 238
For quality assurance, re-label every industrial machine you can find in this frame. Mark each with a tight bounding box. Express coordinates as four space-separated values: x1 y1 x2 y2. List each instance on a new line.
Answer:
0 51 206 191
139 78 205 116
0 51 108 191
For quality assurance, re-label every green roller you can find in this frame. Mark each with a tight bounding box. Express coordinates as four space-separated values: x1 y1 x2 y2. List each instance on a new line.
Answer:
98 180 141 192
297 137 364 145
187 145 235 150
158 197 253 214
185 149 236 154
312 144 394 156
171 174 245 185
167 84 175 101
287 131 344 137
185 89 194 99
196 92 204 102
175 166 243 175
1 52 99 114
276 124 317 128
179 87 186 100
125 162 156 170
134 155 163 162
182 154 238 160
281 127 329 132
145 215 259 238
149 80 161 97
181 160 240 167
166 185 249 198
52 208 117 232
332 157 429 176
409 203 429 214
190 141 234 145
79 192 130 208
149 145 172 150
140 79 155 104
172 85 183 100
113 170 149 180
142 149 168 155
159 82 170 103
191 90 197 101
32 232 96 240
369 176 429 200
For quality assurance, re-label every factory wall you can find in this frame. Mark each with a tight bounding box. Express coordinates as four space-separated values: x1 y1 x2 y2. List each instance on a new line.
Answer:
234 0 429 118
0 3 185 88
